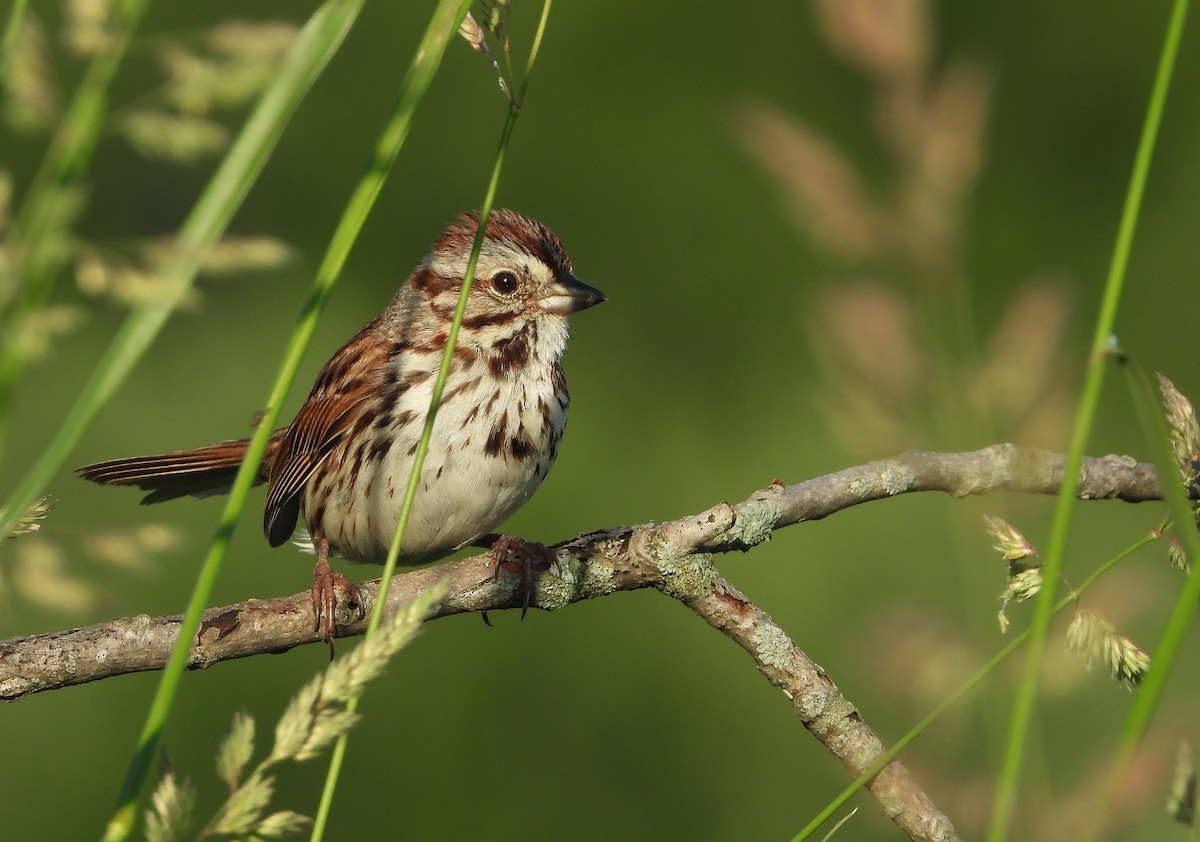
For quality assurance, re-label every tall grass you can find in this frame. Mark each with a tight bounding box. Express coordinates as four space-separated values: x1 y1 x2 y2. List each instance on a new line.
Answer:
3 2 1195 839
95 3 374 838
986 2 1190 838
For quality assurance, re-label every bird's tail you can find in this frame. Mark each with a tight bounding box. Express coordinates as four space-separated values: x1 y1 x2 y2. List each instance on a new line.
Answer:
77 434 282 504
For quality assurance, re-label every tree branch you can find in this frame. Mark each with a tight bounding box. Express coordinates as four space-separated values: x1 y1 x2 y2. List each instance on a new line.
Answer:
1 445 1176 839
687 575 960 841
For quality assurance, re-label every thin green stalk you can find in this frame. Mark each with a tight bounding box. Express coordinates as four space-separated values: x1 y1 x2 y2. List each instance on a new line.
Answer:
0 0 30 79
309 4 554 839
1119 362 1200 740
985 2 1186 837
794 533 1156 842
0 0 151 459
369 0 552 630
99 5 365 839
1079 358 1200 839
0 1 359 548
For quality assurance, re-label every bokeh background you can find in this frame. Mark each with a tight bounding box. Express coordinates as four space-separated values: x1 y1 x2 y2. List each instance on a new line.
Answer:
4 1 1200 839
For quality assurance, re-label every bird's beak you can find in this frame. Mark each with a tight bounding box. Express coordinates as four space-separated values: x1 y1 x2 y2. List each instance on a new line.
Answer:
537 273 607 315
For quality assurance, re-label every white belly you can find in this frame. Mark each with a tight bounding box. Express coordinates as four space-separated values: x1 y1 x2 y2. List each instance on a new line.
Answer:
308 364 567 564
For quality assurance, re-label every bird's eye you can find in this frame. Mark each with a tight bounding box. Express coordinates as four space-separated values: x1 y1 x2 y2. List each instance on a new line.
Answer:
490 271 520 296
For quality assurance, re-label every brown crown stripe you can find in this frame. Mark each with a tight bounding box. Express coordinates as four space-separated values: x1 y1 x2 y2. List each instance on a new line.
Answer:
433 209 573 278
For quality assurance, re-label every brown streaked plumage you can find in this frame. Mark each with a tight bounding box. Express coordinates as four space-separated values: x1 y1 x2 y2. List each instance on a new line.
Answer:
78 210 605 649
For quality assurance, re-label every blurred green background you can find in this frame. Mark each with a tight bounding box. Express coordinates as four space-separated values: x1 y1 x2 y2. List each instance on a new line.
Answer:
4 1 1200 839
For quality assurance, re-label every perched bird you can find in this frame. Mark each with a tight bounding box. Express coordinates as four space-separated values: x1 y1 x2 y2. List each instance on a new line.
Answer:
79 209 605 646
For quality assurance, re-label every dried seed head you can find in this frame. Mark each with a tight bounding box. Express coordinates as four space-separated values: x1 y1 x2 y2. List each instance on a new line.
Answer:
206 20 299 58
215 710 255 792
814 0 931 83
1065 609 1150 691
989 516 1043 632
984 514 1039 562
84 523 180 573
144 768 196 842
63 0 116 57
117 110 230 163
457 11 512 105
734 103 893 260
1165 535 1189 575
5 495 54 538
1158 374 1200 485
4 11 59 131
11 537 103 614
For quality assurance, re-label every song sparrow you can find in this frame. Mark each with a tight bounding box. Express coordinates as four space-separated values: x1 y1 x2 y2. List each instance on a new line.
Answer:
78 209 605 646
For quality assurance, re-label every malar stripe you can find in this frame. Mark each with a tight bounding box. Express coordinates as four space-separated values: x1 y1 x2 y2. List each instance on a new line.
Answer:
487 327 532 378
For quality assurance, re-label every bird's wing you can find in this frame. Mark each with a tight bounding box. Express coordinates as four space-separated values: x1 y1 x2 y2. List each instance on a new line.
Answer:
263 319 391 547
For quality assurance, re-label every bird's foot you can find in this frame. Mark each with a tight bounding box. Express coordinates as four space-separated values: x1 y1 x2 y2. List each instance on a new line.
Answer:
474 533 552 624
311 556 363 658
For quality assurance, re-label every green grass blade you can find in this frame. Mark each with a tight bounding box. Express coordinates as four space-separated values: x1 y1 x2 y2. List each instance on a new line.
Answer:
0 0 151 457
1086 358 1200 839
985 2 1187 837
0 0 357 542
310 3 555 838
98 4 365 839
794 534 1155 841
368 0 553 632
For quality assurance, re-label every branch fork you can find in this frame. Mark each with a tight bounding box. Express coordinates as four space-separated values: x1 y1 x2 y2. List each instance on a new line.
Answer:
4 444 1178 840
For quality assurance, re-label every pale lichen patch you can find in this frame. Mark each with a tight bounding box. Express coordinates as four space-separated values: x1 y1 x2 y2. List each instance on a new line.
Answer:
656 551 717 601
637 531 716 601
878 464 912 496
795 691 829 720
847 476 874 498
751 624 793 670
538 539 632 610
726 499 781 549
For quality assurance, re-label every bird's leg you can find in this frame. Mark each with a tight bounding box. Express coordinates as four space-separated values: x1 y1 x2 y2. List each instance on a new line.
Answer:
473 533 552 622
310 536 362 658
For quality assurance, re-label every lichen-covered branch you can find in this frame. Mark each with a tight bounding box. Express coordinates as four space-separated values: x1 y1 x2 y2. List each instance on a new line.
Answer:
2 443 1174 696
687 576 960 841
1 444 1173 839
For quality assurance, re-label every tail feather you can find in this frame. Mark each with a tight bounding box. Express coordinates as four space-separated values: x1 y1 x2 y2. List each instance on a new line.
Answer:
77 436 277 504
